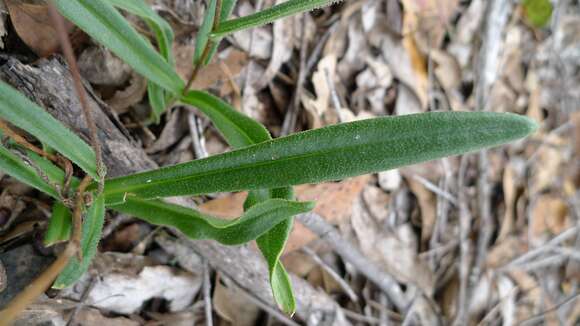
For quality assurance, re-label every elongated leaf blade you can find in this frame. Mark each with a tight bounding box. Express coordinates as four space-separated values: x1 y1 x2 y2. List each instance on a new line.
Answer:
194 0 217 65
184 89 296 312
181 90 271 148
0 81 98 180
0 144 59 198
245 188 296 314
148 82 167 123
54 0 183 94
111 197 313 245
205 0 239 64
211 0 339 38
53 193 105 289
105 0 175 64
44 202 72 246
104 112 537 203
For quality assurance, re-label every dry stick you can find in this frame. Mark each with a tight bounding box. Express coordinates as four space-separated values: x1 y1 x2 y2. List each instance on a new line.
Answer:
48 3 104 191
453 155 472 326
281 13 308 136
302 246 358 302
296 212 408 312
471 0 514 304
411 174 458 206
187 113 209 159
202 258 213 326
0 244 76 323
520 291 580 326
324 68 344 123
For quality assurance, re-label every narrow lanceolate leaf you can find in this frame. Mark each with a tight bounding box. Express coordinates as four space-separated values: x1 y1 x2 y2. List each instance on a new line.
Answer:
105 0 175 64
181 90 271 148
53 193 105 289
0 81 98 180
44 202 72 246
184 89 296 312
0 144 59 198
104 112 537 204
148 82 168 123
194 0 217 65
206 0 239 63
211 0 341 39
245 188 296 314
105 0 175 121
54 0 183 94
111 197 314 245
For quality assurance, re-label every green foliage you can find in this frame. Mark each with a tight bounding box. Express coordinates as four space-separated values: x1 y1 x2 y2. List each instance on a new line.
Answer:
105 0 176 122
111 197 313 245
0 81 97 180
211 0 341 39
44 202 72 246
0 0 541 315
195 0 218 65
53 0 183 94
53 194 105 289
103 112 537 204
181 91 271 148
0 144 60 198
522 0 553 28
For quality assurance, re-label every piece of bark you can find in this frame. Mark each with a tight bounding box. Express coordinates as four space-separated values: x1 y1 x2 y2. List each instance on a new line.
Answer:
0 55 155 177
0 56 347 324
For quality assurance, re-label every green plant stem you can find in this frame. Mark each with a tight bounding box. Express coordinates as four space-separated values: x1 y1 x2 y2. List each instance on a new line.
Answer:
182 0 222 95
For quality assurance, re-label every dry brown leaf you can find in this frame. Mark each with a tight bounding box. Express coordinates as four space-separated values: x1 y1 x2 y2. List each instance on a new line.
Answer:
508 270 542 323
352 190 434 294
486 236 527 269
407 177 437 245
173 46 247 91
498 159 526 240
530 194 570 244
106 73 147 114
213 274 260 326
60 253 201 315
401 0 459 51
5 0 74 57
531 134 566 194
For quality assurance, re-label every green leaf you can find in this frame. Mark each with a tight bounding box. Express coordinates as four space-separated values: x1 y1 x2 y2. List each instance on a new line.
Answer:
104 0 176 122
0 144 59 198
211 0 340 39
194 0 217 65
245 188 296 314
103 112 537 204
54 0 183 94
522 0 553 28
105 0 175 65
183 89 296 312
110 197 314 245
53 193 105 289
181 90 271 148
148 82 168 124
0 81 98 180
205 0 239 64
44 202 72 246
